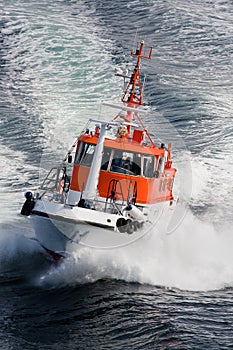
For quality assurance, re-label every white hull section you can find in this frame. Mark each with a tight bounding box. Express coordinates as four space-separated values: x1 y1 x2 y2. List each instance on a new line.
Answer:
30 199 172 256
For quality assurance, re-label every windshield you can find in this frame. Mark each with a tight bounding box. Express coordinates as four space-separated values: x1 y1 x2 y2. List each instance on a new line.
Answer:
101 148 155 177
75 142 95 167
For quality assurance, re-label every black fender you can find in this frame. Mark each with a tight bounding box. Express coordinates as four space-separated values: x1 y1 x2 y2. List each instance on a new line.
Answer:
21 198 35 216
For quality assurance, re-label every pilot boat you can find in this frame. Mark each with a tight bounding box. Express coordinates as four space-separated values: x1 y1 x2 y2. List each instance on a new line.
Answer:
21 40 177 259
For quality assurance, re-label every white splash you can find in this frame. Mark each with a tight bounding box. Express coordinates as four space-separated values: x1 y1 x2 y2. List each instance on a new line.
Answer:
36 203 233 292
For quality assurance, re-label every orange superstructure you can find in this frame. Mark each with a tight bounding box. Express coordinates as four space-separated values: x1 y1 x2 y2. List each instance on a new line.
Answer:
69 134 176 205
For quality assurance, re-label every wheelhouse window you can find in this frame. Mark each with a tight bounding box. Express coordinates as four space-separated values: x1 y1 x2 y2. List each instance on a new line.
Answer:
101 147 112 171
101 148 156 177
111 150 141 175
75 144 156 177
101 148 141 175
143 155 154 178
75 142 95 167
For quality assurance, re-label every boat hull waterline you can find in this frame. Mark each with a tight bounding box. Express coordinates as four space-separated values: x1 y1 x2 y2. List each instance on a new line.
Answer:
30 200 173 256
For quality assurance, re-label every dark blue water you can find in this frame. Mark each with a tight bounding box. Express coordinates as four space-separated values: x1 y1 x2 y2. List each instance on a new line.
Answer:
1 0 233 348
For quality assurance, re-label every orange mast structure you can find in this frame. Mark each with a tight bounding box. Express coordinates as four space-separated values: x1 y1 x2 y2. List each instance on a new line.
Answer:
122 40 152 107
120 40 154 145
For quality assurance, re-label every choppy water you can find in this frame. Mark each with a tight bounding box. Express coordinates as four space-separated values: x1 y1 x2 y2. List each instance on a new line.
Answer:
0 0 233 349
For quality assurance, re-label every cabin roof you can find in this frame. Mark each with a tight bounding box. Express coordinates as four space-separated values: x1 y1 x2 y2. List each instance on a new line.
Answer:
78 134 165 156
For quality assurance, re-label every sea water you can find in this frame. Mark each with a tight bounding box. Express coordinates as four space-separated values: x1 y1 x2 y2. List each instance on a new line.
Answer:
0 0 233 348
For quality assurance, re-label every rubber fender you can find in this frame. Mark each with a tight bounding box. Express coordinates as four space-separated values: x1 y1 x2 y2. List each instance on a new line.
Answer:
134 221 142 230
116 217 128 233
21 198 35 216
126 219 135 235
125 204 144 221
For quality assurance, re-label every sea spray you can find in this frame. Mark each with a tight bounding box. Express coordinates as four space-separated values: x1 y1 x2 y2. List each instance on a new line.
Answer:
37 206 233 291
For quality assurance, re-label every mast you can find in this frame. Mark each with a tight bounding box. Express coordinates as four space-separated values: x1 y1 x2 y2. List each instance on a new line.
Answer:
122 40 152 107
121 40 152 132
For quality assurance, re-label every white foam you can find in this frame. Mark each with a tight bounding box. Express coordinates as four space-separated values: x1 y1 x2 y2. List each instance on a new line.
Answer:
36 204 233 291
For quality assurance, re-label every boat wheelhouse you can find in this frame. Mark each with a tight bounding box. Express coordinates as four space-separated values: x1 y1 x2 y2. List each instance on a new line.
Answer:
67 111 175 207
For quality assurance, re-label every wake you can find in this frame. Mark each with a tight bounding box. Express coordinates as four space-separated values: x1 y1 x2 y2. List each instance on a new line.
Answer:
37 206 233 291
